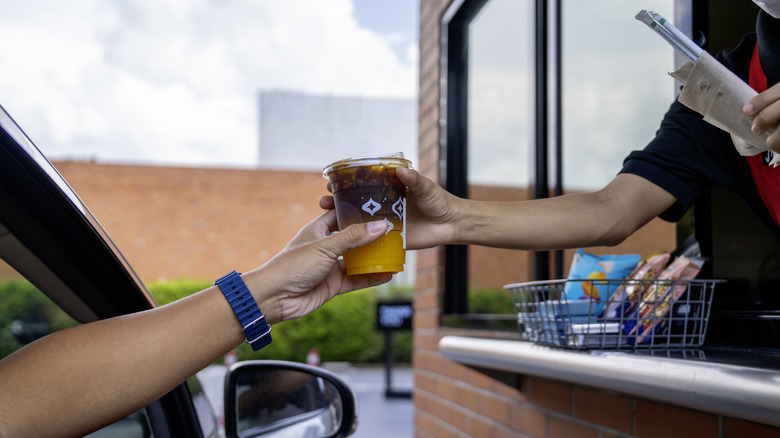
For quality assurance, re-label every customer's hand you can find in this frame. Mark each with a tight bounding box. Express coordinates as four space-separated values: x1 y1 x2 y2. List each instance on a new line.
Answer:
745 82 780 153
248 210 392 324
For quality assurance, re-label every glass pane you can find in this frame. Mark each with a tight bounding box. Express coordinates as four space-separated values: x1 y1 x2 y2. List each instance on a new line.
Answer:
0 265 78 360
465 0 535 312
234 368 342 437
467 0 534 187
0 262 153 437
561 0 676 191
83 410 153 438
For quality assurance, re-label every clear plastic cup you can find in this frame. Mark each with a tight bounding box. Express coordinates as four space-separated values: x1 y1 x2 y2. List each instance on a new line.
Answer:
323 152 412 275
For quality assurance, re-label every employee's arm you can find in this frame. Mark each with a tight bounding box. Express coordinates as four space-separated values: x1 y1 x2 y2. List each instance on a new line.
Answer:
394 168 676 250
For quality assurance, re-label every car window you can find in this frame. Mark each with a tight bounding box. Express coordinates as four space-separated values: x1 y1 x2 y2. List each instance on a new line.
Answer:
188 375 221 438
0 272 78 358
83 410 153 438
0 263 154 438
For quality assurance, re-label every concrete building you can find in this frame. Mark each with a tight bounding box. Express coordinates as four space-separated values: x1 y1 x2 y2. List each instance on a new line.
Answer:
258 90 417 171
258 90 418 286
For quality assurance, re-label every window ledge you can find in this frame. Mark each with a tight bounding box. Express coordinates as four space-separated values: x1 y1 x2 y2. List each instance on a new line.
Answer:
439 336 780 427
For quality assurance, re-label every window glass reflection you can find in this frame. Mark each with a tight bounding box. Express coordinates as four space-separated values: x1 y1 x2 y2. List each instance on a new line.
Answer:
467 0 534 187
0 268 78 359
561 0 675 190
465 0 535 304
235 368 342 437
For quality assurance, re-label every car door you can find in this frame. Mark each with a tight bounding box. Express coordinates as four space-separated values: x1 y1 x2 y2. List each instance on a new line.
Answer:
0 104 215 437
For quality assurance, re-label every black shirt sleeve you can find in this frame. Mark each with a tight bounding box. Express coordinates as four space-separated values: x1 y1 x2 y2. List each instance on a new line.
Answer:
619 33 763 224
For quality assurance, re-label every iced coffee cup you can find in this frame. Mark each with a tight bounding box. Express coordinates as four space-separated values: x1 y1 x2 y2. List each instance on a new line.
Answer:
323 153 412 275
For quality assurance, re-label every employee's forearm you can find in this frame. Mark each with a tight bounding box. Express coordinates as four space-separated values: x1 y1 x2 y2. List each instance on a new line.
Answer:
451 174 673 250
453 193 629 250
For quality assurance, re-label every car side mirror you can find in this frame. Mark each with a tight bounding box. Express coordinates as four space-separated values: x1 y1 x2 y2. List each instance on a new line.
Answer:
224 360 358 438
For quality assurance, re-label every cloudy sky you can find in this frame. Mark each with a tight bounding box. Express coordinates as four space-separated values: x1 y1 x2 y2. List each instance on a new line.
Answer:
0 0 418 167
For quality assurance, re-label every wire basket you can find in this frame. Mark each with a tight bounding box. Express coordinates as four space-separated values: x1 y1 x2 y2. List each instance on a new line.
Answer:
504 279 722 349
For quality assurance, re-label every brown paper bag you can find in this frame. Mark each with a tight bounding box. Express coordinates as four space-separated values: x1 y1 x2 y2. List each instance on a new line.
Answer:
670 52 776 163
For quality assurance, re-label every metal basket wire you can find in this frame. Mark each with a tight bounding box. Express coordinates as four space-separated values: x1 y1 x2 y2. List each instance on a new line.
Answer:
504 278 722 349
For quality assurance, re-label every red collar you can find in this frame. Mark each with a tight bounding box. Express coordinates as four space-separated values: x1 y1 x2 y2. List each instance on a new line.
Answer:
749 42 768 92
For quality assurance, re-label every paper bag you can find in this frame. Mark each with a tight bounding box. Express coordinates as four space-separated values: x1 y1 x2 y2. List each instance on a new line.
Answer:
670 52 777 165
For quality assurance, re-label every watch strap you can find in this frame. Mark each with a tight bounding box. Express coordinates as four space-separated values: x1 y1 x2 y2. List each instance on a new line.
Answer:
215 270 272 350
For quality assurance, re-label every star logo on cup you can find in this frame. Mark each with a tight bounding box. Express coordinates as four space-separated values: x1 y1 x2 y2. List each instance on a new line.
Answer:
362 198 381 216
392 197 405 220
384 218 394 235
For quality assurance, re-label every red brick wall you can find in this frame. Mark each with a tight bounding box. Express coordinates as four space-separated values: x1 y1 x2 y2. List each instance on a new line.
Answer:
416 339 780 437
0 158 675 289
414 2 450 436
51 161 328 283
413 1 780 438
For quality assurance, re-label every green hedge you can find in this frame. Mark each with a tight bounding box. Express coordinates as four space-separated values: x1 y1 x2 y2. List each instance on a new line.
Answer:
0 280 77 359
468 288 515 314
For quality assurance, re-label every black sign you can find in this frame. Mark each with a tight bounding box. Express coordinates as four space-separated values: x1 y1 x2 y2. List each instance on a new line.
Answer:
376 301 413 330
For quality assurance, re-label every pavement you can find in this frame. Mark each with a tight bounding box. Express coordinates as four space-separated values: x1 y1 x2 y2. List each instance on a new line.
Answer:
326 363 414 438
197 362 414 438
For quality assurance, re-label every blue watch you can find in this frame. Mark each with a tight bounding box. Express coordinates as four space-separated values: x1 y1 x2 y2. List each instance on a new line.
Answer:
215 271 272 351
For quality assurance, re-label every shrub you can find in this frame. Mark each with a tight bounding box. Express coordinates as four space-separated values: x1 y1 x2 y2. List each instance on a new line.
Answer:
468 288 515 314
0 280 77 359
147 278 212 306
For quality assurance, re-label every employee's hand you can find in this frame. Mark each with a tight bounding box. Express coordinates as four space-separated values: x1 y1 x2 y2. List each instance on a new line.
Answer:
394 167 461 249
248 210 392 324
744 82 780 153
319 167 461 250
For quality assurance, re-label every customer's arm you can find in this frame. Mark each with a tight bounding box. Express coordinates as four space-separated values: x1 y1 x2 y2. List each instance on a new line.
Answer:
0 210 391 438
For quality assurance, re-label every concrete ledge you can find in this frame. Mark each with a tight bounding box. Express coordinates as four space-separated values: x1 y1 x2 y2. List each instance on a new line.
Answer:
439 336 780 427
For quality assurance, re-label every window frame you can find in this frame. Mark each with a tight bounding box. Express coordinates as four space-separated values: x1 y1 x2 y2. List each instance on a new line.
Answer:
439 0 561 322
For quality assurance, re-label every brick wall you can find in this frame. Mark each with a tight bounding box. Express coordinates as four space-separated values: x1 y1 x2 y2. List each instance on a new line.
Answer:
416 338 780 438
414 1 450 435
413 1 780 438
51 161 328 283
40 161 585 287
0 158 674 288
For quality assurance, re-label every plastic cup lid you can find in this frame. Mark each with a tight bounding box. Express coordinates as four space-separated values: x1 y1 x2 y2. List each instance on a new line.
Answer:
322 152 413 177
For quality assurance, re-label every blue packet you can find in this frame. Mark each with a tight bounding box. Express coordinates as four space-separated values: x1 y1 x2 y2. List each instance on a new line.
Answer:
563 249 641 314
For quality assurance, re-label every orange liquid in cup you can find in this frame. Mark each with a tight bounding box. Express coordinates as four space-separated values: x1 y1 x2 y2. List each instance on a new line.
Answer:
323 154 411 275
342 228 405 275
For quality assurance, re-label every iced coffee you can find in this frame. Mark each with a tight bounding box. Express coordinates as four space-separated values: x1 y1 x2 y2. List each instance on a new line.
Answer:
323 153 412 275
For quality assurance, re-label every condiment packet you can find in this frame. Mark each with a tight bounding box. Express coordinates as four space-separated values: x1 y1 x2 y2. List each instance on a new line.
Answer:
623 257 705 344
599 252 670 321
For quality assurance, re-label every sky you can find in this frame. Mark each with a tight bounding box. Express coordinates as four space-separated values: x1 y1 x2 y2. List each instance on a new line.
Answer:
0 0 419 168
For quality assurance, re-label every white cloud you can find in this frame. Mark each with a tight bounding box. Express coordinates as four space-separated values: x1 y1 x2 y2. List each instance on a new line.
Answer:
0 0 418 167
